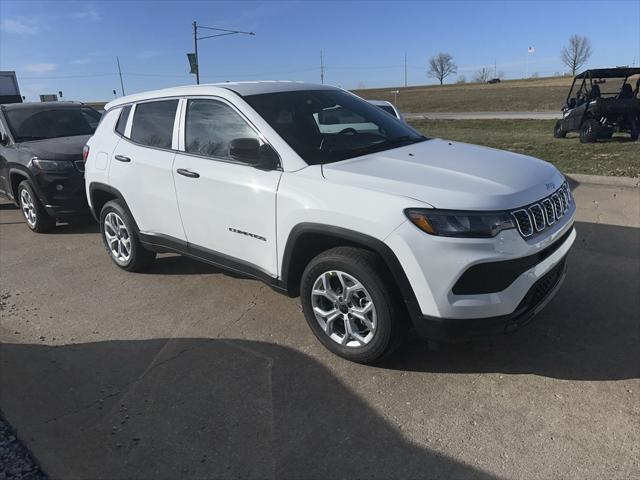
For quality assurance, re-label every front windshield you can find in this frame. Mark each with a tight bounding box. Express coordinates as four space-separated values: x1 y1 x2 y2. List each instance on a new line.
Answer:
5 106 101 142
244 89 427 164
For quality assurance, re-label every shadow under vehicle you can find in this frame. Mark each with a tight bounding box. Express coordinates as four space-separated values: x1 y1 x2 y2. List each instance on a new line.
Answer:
553 67 640 143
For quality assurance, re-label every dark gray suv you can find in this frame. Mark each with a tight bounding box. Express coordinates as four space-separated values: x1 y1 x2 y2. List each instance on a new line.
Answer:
0 102 101 232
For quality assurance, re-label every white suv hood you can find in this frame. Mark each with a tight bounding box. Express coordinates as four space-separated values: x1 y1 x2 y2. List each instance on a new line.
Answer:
321 138 565 210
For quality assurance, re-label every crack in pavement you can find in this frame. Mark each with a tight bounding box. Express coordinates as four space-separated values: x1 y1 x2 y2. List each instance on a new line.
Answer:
42 346 196 425
215 286 266 338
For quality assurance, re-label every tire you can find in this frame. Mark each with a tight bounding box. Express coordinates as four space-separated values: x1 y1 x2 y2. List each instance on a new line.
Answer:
553 120 567 138
99 200 155 272
300 246 406 364
630 116 639 141
17 180 55 233
579 119 600 143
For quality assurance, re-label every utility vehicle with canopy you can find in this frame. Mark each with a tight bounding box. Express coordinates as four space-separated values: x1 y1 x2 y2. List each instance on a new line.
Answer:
554 67 640 142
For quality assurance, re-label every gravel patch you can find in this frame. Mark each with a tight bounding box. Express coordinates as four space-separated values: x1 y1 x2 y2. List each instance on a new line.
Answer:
0 413 47 480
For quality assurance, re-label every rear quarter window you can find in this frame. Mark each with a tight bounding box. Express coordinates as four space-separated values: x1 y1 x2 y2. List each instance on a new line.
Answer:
130 100 178 149
115 105 131 136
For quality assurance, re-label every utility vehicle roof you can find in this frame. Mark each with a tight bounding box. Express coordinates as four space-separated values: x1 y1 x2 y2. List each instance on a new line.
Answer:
575 67 640 79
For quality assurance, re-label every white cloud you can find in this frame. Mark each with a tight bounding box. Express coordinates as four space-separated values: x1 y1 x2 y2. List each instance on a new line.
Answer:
25 63 57 74
72 7 101 21
137 50 159 60
0 16 39 35
71 58 91 65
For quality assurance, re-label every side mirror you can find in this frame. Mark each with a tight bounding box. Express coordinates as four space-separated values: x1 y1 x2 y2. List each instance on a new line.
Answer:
0 133 8 146
229 138 279 170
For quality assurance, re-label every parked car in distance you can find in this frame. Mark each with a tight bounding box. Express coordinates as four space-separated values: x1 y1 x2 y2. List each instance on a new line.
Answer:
367 99 405 122
0 102 101 232
85 82 576 363
487 78 501 84
554 67 640 142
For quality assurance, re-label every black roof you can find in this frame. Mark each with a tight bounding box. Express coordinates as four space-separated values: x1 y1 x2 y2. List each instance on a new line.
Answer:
575 67 640 79
0 101 84 111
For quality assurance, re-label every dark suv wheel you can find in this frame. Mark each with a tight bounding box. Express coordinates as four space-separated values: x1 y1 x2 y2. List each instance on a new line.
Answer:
300 247 406 364
579 119 600 143
17 180 56 233
99 200 156 272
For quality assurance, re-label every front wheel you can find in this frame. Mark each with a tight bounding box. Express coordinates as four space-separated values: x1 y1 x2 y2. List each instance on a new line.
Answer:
553 120 567 138
300 247 406 364
99 200 156 272
579 119 600 143
18 180 55 233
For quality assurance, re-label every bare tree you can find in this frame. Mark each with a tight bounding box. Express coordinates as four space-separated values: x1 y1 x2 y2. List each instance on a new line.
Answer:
456 74 467 84
427 53 457 85
561 35 592 75
473 67 491 83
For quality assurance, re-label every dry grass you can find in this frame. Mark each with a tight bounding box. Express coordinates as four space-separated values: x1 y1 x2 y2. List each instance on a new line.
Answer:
408 119 640 177
354 76 575 112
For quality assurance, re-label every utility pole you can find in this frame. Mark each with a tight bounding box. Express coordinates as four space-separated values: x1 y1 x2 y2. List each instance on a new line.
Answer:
320 50 324 84
116 56 125 96
190 21 254 85
404 53 407 88
193 21 200 84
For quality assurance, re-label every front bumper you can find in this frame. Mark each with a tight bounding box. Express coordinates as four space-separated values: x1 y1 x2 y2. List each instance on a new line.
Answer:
413 254 568 340
32 169 90 217
386 205 576 338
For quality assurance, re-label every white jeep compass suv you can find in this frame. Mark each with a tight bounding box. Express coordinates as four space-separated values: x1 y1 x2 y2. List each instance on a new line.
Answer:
85 81 576 363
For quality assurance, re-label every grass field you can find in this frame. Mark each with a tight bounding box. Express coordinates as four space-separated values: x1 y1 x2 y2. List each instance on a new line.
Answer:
354 76 574 112
408 119 640 177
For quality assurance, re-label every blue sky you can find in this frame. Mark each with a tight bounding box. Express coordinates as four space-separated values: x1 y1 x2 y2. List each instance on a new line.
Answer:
1 0 639 101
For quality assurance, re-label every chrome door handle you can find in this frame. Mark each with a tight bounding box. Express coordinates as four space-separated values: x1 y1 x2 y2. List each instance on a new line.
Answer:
114 155 131 163
177 168 200 178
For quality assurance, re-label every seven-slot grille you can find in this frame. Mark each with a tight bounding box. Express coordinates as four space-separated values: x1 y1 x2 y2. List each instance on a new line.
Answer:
510 182 572 238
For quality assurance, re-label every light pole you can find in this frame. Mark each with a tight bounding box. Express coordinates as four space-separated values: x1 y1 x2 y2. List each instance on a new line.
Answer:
191 21 255 84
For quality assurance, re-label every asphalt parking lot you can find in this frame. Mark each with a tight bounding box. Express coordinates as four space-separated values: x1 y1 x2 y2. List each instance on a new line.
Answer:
0 175 638 480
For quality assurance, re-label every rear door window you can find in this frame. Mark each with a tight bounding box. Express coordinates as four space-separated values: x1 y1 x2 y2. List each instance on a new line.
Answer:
130 100 178 149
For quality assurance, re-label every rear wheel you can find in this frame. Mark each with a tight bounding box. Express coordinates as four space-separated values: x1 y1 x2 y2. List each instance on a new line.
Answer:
99 200 155 272
300 247 406 364
553 120 567 138
579 119 600 143
18 180 55 233
630 116 639 141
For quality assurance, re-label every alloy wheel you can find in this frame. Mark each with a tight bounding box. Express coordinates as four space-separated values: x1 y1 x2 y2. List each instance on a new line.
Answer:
311 270 377 347
20 188 37 228
104 212 132 265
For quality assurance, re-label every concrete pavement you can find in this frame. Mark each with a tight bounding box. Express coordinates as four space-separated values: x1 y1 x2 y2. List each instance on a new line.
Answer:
0 177 638 479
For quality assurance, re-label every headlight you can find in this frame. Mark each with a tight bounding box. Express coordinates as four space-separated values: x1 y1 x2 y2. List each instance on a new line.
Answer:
404 208 516 238
31 158 75 172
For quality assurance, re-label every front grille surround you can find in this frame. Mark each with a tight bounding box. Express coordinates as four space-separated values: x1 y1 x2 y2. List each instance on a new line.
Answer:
510 182 572 238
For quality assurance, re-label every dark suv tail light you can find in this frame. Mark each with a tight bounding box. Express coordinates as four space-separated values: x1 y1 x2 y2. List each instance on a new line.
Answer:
82 145 90 161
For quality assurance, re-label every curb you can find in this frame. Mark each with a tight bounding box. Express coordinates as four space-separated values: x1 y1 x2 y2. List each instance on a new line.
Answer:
566 174 640 189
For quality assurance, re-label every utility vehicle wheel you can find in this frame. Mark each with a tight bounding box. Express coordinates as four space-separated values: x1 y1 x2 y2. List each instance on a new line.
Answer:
553 120 567 138
18 180 55 233
579 119 600 143
100 200 156 272
300 247 406 364
630 116 639 141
